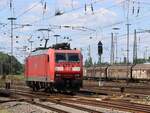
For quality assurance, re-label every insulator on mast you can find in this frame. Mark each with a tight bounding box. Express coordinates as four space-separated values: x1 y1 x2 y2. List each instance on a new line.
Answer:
137 2 140 17
91 3 94 14
85 3 87 14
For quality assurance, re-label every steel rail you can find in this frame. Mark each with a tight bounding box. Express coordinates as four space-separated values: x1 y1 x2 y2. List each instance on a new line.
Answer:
10 89 102 113
26 100 69 113
47 98 103 113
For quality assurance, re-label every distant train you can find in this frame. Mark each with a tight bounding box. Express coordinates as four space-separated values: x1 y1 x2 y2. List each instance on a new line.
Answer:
25 43 83 92
84 64 150 81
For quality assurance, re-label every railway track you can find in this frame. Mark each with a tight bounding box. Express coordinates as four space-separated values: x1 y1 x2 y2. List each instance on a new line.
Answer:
59 98 150 113
7 88 150 113
25 100 69 113
82 86 150 98
11 80 150 97
8 89 103 113
2 81 150 113
0 98 69 113
84 80 150 89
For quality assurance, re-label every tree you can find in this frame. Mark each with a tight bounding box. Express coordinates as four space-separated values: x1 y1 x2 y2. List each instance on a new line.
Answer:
84 57 93 67
0 52 23 75
136 58 146 64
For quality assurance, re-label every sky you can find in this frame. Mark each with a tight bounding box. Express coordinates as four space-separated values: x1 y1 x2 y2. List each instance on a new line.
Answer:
0 0 150 63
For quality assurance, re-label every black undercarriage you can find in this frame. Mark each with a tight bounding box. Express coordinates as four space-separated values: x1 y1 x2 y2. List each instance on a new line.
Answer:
26 79 82 93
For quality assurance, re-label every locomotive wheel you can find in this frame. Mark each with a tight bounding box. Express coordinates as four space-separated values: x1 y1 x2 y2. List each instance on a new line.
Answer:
32 86 36 91
32 86 39 91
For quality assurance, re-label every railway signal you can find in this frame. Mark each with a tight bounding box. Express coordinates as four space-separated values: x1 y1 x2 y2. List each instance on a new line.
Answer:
98 41 103 64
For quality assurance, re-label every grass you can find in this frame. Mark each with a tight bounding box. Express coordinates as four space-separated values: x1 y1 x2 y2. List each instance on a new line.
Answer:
0 109 10 113
0 74 25 88
7 74 25 81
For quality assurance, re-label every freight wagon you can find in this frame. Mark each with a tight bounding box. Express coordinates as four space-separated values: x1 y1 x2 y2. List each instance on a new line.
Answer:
132 64 150 80
107 65 132 80
84 64 150 81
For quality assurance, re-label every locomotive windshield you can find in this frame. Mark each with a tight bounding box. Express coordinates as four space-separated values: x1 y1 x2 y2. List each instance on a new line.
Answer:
55 53 80 62
55 53 66 62
68 53 80 62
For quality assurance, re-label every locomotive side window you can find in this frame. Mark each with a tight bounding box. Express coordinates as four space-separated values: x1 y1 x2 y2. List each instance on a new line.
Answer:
68 53 80 62
56 53 66 62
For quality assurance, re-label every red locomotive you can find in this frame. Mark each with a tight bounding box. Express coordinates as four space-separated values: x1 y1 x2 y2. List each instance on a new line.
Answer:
25 43 83 92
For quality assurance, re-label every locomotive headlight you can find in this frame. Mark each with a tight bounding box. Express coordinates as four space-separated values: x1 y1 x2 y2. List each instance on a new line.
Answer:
55 67 64 71
72 67 80 71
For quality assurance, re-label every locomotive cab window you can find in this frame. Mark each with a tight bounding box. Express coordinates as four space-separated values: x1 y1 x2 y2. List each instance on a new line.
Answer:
55 53 80 62
68 53 80 62
55 53 66 62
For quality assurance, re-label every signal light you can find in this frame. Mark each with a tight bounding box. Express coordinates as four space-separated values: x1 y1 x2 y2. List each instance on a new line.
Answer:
98 41 103 56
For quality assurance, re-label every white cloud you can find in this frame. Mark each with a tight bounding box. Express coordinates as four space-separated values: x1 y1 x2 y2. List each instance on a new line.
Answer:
23 1 50 16
49 7 117 28
114 0 125 4
0 0 7 7
21 15 40 25
25 2 43 14
57 0 80 8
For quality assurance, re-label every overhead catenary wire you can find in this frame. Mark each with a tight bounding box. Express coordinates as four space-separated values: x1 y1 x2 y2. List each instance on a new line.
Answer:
17 0 44 18
0 0 148 34
0 0 150 61
0 0 149 26
20 0 125 39
37 0 148 35
0 4 149 43
27 0 119 26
